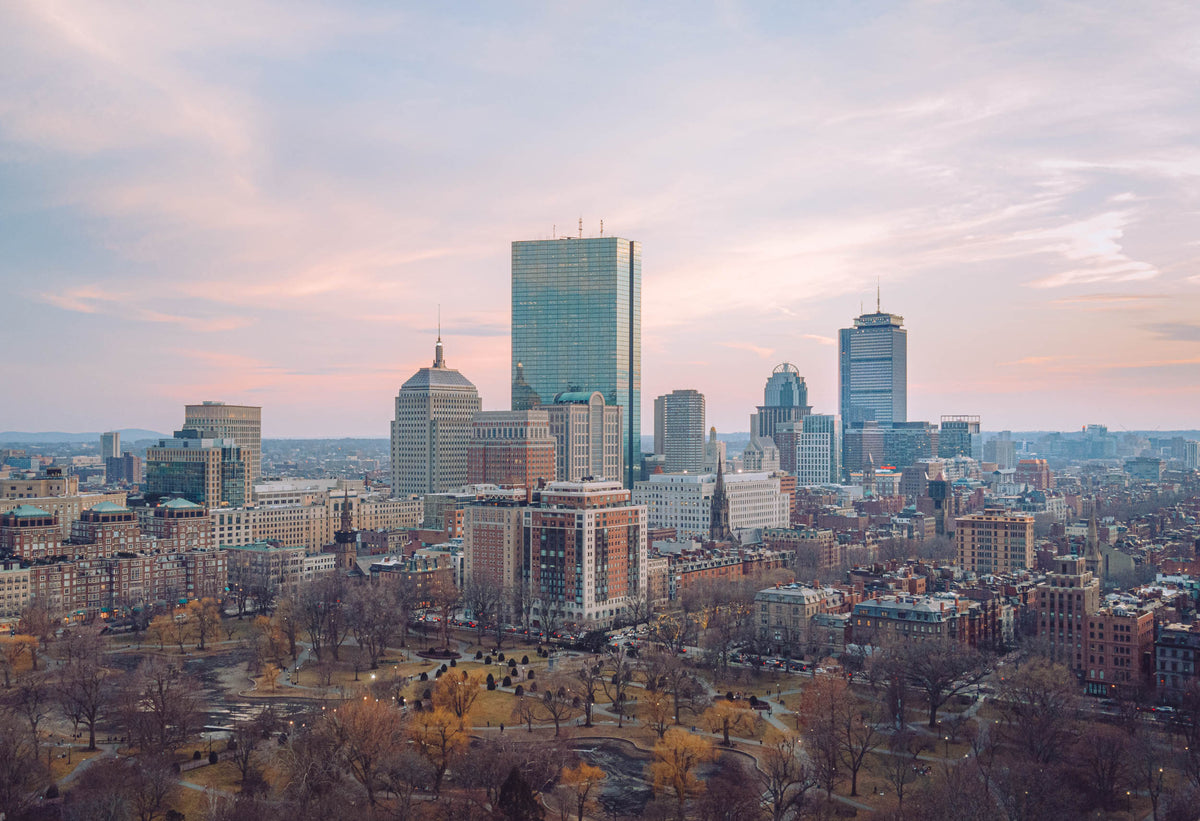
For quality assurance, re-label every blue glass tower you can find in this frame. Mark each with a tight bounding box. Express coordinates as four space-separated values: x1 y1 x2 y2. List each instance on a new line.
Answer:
512 236 641 488
838 308 907 426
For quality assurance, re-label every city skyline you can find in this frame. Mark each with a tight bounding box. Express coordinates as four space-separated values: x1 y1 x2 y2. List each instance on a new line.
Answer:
3 3 1200 436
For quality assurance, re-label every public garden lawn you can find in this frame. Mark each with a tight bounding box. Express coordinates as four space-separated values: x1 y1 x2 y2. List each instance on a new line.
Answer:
47 746 100 781
182 760 243 792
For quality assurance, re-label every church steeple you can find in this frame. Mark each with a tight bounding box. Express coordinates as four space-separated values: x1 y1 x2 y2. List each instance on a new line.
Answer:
1084 502 1103 579
710 459 732 543
334 489 357 570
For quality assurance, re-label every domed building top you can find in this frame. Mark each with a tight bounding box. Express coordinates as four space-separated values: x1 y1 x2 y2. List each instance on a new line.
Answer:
401 336 478 392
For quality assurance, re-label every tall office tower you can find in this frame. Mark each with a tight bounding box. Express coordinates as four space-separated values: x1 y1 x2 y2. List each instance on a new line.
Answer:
545 391 623 483
797 414 842 485
523 479 647 628
939 415 981 459
756 363 812 440
183 402 262 480
653 389 705 473
511 236 641 488
1186 440 1200 471
838 302 907 426
391 337 482 496
145 429 251 507
467 410 556 489
100 431 121 460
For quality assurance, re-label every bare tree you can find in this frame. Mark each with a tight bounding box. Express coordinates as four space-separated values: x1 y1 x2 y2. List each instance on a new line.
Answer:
640 650 709 725
118 656 203 753
4 670 52 753
757 732 819 821
893 637 993 728
600 646 635 727
539 676 583 736
56 638 112 750
298 575 349 662
345 582 402 669
877 729 929 813
0 715 49 820
1074 722 1134 813
324 696 408 807
462 578 502 648
996 657 1078 764
574 657 604 727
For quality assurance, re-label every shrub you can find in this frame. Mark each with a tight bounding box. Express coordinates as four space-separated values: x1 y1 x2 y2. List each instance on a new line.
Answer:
515 684 524 696
487 679 496 691
420 671 428 682
476 650 484 660
193 750 202 760
521 655 529 665
486 673 495 685
497 652 505 662
435 668 444 678
527 670 535 680
440 664 448 674
484 656 493 665
209 750 219 765
530 682 537 692
423 688 432 700
450 658 457 667
503 676 512 687
45 785 59 800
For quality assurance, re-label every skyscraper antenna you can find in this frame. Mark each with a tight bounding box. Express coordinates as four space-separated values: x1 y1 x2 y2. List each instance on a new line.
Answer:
877 278 881 312
553 224 556 238
578 216 583 239
437 304 441 342
600 219 604 236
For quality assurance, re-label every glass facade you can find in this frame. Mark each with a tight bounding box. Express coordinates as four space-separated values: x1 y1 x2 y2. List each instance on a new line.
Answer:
838 312 907 426
512 237 641 487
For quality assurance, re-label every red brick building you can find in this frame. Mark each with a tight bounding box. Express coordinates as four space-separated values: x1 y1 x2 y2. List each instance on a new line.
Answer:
1085 604 1155 697
0 504 63 560
467 410 556 490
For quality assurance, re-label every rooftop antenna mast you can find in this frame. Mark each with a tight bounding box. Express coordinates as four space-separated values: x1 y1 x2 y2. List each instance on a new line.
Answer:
437 304 441 342
578 216 583 238
552 224 556 238
877 277 881 312
600 219 604 236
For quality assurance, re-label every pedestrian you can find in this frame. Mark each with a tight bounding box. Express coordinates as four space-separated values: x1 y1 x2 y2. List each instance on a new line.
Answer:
500 723 504 733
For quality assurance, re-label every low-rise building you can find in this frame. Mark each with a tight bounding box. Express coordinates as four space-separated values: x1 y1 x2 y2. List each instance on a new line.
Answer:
1156 622 1200 703
1085 602 1155 697
757 584 829 654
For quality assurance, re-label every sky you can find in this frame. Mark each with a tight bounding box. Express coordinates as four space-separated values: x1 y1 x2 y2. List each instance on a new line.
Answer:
2 1 1199 438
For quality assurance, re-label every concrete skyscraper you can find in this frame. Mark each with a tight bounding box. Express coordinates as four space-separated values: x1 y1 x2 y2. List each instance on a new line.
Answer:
183 402 262 480
391 336 481 496
838 300 907 426
654 389 705 473
100 431 120 460
511 235 641 488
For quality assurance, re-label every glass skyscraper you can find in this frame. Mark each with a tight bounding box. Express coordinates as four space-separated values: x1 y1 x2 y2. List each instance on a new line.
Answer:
512 236 641 487
838 308 907 426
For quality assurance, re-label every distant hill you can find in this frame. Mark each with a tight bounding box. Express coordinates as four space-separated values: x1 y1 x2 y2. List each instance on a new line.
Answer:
0 428 168 445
